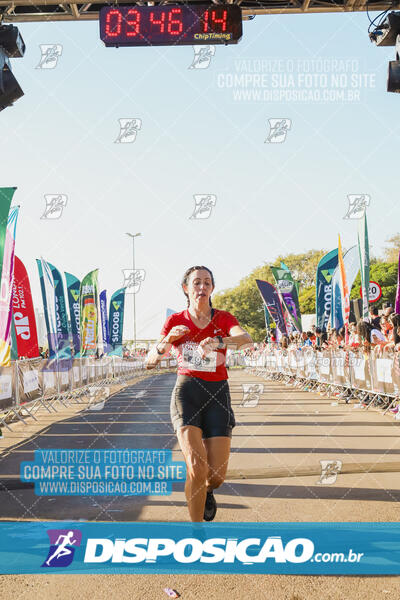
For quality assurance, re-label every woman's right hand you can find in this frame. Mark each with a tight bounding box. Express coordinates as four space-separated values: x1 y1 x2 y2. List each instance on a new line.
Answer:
165 325 190 343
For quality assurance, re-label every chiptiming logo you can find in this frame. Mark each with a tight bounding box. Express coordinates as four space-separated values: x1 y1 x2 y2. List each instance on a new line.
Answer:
42 529 82 568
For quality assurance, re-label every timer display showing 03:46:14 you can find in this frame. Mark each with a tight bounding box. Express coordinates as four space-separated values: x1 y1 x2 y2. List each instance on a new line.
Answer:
99 5 242 47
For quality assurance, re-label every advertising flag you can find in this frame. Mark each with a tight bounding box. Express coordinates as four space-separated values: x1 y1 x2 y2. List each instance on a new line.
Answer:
358 211 370 320
100 289 110 354
109 288 125 356
338 235 350 328
80 269 99 357
316 248 338 332
37 258 58 357
0 206 19 365
270 266 302 332
0 188 16 283
256 279 288 336
65 272 81 356
331 245 359 330
12 256 40 358
396 250 400 315
48 263 71 359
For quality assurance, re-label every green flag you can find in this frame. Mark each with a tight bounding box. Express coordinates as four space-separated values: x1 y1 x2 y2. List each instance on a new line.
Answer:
0 188 16 283
80 269 99 357
358 211 370 320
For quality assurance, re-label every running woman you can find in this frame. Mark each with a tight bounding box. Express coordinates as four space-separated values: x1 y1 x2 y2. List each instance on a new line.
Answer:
146 266 252 522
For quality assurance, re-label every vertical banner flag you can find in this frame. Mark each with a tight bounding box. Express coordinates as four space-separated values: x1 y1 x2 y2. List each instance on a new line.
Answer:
330 245 359 331
270 266 302 332
37 258 58 357
358 211 370 320
12 256 40 359
256 279 288 337
48 263 71 359
100 289 110 354
80 269 99 357
109 288 125 356
0 188 15 283
396 249 400 315
316 248 338 332
338 235 350 329
0 206 19 365
65 272 81 356
10 312 18 361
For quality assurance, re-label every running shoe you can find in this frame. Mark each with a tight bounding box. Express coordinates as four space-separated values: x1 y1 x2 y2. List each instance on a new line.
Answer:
203 490 217 521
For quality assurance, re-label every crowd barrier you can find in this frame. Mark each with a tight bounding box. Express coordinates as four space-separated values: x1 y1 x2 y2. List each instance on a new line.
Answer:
0 355 178 430
244 347 400 418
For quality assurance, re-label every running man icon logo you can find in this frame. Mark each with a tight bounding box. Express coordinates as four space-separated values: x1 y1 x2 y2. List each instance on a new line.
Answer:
42 529 82 568
317 460 342 485
115 118 142 143
343 194 370 219
265 119 291 144
240 383 264 407
36 44 63 69
122 269 146 293
188 45 216 69
41 194 68 220
189 195 217 220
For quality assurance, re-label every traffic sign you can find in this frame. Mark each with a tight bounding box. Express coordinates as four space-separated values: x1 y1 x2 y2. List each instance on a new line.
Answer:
359 281 382 303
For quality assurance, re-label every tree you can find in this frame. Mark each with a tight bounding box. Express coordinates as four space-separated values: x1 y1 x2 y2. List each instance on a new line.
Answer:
383 234 400 263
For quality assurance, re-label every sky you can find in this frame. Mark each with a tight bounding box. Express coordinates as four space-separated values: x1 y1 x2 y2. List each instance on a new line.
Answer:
1 8 399 340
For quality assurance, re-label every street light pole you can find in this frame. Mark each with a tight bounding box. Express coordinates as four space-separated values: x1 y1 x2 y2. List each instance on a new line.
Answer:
126 232 141 354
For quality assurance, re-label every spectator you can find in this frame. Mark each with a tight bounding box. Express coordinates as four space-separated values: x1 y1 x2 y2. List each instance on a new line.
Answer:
382 302 394 318
369 306 381 330
380 314 393 339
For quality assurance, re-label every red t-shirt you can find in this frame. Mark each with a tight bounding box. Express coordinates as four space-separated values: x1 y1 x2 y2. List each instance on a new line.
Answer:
160 308 240 381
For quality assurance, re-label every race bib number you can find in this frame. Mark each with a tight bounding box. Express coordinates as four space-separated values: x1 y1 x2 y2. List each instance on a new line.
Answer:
180 342 217 372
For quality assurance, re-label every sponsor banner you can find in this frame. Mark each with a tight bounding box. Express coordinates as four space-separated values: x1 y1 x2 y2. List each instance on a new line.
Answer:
270 266 302 332
330 245 359 331
36 258 58 357
12 256 40 359
109 288 125 356
80 269 99 357
0 522 399 574
0 188 15 283
65 272 81 356
256 279 287 336
48 263 71 359
0 206 19 365
337 235 350 330
358 211 370 320
316 248 338 332
99 290 110 353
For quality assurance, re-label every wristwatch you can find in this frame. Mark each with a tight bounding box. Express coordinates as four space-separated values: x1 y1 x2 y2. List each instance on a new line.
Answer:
215 335 225 349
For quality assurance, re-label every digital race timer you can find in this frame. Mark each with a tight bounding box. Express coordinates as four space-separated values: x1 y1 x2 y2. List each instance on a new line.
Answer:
99 5 242 47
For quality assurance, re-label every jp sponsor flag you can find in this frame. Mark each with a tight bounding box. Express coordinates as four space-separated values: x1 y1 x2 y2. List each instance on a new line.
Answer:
256 279 288 336
0 206 19 365
80 269 99 357
316 249 338 332
357 210 370 320
270 265 302 332
12 256 39 359
396 249 400 315
37 258 58 357
337 236 350 330
48 263 71 359
331 245 359 330
65 272 81 356
100 290 110 354
109 288 125 356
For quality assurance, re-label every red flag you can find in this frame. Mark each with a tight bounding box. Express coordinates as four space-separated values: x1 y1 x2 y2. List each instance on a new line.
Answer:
12 256 40 358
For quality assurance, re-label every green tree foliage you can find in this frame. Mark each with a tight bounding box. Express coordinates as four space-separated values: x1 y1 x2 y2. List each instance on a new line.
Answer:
383 234 400 263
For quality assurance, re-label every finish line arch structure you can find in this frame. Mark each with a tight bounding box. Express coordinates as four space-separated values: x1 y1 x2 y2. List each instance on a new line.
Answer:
0 0 398 23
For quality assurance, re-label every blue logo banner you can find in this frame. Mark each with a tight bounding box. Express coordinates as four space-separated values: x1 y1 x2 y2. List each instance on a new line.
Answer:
1 522 400 575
